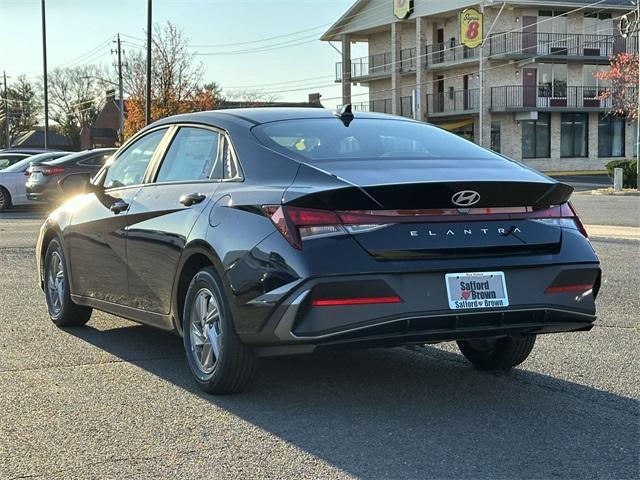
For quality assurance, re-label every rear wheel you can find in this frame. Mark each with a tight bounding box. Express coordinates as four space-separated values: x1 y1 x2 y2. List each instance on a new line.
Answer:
183 267 257 394
457 335 536 370
44 238 92 326
0 187 11 212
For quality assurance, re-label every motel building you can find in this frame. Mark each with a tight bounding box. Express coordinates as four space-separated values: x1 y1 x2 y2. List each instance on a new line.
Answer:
321 0 638 172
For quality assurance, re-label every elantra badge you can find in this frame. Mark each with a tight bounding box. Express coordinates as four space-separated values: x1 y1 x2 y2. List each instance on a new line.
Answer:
452 190 480 207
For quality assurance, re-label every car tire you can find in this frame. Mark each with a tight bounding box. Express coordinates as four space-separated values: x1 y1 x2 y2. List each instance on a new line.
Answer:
0 187 11 212
456 334 536 370
183 267 257 394
44 238 92 327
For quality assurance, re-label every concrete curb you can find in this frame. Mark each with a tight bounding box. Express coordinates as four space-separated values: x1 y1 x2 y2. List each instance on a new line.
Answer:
585 224 640 240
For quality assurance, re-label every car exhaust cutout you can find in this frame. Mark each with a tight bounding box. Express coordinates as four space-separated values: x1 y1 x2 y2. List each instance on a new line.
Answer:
263 202 589 249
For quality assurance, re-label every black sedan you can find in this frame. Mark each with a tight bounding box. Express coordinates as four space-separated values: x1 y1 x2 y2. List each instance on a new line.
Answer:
35 107 600 394
26 148 116 203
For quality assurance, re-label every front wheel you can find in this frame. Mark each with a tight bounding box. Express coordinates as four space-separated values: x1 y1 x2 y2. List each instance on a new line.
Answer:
0 187 11 212
457 335 536 370
44 238 92 326
183 267 257 394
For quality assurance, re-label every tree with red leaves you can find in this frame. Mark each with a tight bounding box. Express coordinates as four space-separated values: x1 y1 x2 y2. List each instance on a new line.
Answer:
595 52 639 120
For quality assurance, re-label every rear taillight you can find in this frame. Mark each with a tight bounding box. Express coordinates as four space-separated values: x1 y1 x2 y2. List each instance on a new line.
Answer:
41 166 65 176
263 206 346 249
263 202 588 249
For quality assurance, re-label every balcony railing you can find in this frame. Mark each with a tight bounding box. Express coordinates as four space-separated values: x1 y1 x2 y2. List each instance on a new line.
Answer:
427 89 479 115
490 85 625 111
335 52 392 81
400 96 413 117
337 102 369 112
400 47 417 73
370 98 392 114
426 41 479 67
488 32 637 58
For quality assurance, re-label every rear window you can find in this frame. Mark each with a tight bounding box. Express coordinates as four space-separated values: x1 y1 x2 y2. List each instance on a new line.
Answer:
253 118 496 161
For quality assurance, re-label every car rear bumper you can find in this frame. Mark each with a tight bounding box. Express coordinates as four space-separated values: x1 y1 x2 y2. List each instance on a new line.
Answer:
239 263 600 351
26 183 58 202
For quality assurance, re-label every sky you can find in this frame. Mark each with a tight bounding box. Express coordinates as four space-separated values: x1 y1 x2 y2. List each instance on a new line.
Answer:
0 0 368 109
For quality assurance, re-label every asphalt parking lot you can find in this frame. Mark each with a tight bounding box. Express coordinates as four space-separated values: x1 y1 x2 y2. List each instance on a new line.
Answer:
1 195 638 479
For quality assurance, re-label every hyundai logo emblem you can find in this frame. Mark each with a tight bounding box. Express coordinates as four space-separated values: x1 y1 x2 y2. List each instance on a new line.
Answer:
451 190 481 207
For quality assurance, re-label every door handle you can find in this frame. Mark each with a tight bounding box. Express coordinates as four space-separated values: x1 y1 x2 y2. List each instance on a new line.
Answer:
179 192 206 207
110 200 129 214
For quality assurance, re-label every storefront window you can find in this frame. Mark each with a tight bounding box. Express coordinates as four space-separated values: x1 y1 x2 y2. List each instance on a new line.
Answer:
522 113 550 158
561 113 588 157
598 114 625 157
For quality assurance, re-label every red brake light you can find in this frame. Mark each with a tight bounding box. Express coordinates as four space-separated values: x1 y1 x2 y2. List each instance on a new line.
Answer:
311 296 402 306
41 166 65 176
544 284 593 294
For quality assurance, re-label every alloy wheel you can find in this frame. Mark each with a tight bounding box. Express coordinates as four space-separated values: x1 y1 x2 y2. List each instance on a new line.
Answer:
0 190 5 210
46 251 65 315
189 288 223 374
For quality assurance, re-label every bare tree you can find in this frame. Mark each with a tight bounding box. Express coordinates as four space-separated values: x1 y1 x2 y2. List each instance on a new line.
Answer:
47 64 112 148
225 88 280 104
0 75 41 147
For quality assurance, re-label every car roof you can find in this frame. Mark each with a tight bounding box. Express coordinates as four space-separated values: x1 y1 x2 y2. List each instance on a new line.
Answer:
45 148 116 165
151 107 400 128
0 148 59 154
27 151 69 162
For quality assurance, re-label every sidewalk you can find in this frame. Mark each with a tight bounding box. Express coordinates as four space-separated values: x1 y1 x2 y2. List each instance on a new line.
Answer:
585 224 640 241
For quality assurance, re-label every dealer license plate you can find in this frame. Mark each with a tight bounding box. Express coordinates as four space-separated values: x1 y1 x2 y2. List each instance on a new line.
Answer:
445 271 509 310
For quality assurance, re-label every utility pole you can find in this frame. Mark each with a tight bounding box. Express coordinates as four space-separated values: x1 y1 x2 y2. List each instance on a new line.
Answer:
3 71 9 148
41 0 49 149
145 0 152 125
113 34 125 141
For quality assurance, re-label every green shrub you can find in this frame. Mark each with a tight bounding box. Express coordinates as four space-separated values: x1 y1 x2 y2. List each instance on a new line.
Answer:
605 159 638 189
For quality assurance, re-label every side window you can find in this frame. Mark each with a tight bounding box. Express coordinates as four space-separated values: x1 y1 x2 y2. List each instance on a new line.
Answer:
104 129 167 189
80 153 111 166
220 136 242 180
156 127 220 183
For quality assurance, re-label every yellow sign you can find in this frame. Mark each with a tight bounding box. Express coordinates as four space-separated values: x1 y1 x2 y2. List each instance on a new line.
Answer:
393 0 413 20
459 8 483 49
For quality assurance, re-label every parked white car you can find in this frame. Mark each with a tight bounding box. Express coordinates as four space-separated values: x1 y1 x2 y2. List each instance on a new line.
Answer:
0 152 68 211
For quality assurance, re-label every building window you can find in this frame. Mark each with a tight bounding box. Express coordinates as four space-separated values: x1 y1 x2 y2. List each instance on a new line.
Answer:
598 115 625 157
538 63 567 98
561 113 589 157
491 121 501 153
583 64 610 98
632 122 638 158
522 112 550 158
539 11 567 35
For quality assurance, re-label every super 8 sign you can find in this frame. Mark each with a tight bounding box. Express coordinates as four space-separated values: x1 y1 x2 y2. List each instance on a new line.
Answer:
460 8 483 49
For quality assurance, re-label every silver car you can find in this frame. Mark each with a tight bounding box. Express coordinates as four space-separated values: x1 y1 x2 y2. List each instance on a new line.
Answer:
0 152 68 211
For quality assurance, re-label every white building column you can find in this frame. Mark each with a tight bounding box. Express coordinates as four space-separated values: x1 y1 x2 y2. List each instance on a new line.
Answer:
391 22 402 115
341 34 352 106
415 16 428 121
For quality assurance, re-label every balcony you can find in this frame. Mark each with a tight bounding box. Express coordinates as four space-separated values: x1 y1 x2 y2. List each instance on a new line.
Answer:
337 102 369 112
427 89 479 117
425 41 479 69
400 47 417 73
488 32 637 61
335 52 392 82
490 85 623 112
370 98 392 114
